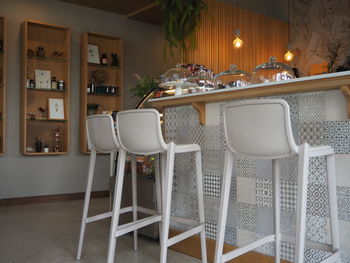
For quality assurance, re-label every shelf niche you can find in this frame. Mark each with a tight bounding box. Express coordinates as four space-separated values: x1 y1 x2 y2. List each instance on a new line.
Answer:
0 17 6 155
80 32 124 154
21 20 70 156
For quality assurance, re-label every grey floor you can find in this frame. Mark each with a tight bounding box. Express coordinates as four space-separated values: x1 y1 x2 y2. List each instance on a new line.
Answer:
0 198 200 263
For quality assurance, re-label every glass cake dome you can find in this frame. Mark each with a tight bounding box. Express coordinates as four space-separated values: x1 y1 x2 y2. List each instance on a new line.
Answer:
253 56 295 83
215 64 251 88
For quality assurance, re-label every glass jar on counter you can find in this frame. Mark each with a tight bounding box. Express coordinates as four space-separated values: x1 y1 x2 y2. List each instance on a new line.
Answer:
253 56 295 84
215 64 251 88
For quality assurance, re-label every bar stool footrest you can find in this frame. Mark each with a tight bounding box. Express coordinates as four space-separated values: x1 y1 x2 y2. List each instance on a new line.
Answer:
222 234 275 262
167 224 204 247
86 206 133 223
115 214 162 237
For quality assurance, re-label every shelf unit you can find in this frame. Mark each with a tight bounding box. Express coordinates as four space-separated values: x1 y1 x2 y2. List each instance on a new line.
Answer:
0 17 6 155
80 32 123 154
21 20 70 155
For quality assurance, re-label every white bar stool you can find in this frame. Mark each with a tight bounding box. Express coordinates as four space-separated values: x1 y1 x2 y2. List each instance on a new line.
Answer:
76 114 139 260
214 99 340 263
107 109 207 263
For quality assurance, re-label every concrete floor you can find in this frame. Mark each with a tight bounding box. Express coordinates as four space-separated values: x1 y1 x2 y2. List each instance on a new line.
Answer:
0 198 200 263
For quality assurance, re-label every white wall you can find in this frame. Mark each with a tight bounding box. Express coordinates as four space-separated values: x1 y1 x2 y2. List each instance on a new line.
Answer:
0 0 176 198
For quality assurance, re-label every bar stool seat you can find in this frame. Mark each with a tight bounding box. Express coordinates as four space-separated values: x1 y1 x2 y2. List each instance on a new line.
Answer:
107 109 208 263
214 99 340 263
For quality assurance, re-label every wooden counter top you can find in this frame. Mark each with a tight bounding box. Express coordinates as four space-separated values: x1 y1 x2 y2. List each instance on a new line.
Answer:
150 71 350 125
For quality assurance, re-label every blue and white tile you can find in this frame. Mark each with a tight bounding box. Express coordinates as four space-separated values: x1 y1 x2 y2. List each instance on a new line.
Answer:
204 220 217 240
326 121 350 154
203 126 223 150
256 159 272 180
299 92 325 123
308 157 327 185
340 220 350 253
306 215 327 243
204 196 220 222
176 126 192 144
335 154 350 187
237 229 256 247
237 177 256 205
279 93 299 123
255 233 274 257
203 173 221 199
202 149 225 175
304 248 329 263
237 203 256 232
337 186 350 221
280 156 298 182
256 206 273 235
176 106 199 127
307 183 328 217
281 241 295 262
281 209 296 236
256 178 273 207
190 125 204 146
281 181 298 211
299 122 327 146
225 226 237 246
235 155 256 178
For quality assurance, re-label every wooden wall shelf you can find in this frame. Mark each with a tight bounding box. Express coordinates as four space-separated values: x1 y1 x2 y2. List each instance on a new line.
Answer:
20 20 70 155
79 32 124 154
150 71 350 125
0 17 6 155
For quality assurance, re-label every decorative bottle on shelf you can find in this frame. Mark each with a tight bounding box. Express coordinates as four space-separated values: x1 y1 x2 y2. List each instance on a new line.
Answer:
51 76 58 90
101 53 108 65
35 137 43 152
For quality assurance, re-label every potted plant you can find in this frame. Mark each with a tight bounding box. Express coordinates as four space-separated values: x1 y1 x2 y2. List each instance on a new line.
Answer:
87 103 100 116
129 74 160 108
158 0 207 59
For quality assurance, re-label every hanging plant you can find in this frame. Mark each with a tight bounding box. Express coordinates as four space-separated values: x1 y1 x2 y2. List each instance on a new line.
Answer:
158 0 207 59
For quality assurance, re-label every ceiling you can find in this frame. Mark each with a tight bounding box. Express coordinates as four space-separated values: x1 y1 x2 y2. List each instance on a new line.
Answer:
59 0 287 26
60 0 162 25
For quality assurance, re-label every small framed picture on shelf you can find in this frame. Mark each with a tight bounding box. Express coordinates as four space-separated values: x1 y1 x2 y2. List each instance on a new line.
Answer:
35 69 51 89
48 98 65 120
87 44 99 64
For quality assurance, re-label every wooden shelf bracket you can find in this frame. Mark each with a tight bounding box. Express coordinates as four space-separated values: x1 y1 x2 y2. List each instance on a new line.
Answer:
341 85 350 118
192 102 205 125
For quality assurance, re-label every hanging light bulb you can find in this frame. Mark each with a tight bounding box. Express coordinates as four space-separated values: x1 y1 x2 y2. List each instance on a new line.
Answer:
284 49 294 62
233 30 243 48
283 0 294 62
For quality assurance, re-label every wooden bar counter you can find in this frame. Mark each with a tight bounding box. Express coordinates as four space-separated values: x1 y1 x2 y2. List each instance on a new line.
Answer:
150 71 350 125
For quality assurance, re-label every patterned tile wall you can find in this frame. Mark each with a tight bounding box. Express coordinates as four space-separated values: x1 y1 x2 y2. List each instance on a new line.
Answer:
165 90 350 262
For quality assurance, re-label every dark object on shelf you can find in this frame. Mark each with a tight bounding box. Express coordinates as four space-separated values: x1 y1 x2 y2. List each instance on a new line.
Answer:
292 67 300 78
0 39 3 52
27 79 35 88
35 137 42 152
38 107 47 119
36 46 45 57
27 49 35 57
58 80 65 90
111 53 119 66
87 103 100 116
52 51 63 58
51 77 58 90
87 83 118 95
53 128 63 152
335 55 350 72
101 53 108 65
28 112 36 119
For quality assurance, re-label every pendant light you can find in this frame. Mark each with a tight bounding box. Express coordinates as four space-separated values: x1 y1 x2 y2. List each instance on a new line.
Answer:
233 0 243 49
284 0 294 62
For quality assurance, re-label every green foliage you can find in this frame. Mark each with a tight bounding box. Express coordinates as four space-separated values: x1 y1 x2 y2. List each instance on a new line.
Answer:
129 74 159 98
158 0 207 58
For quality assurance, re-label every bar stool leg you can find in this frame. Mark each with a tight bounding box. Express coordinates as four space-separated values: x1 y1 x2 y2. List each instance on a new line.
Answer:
160 142 175 263
214 149 234 263
295 144 310 263
273 159 281 263
109 152 116 211
195 150 208 263
154 153 163 244
107 149 126 263
131 154 138 251
76 149 97 260
326 154 340 254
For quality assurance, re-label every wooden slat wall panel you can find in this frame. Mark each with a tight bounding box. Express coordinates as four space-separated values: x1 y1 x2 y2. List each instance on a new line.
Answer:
187 0 288 74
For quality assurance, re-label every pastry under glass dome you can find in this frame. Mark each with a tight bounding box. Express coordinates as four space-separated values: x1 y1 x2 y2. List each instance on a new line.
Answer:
253 56 295 83
159 63 196 95
215 64 251 88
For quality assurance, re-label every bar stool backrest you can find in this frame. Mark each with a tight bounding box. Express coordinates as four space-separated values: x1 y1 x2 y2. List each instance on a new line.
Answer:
223 99 298 159
116 109 167 155
86 114 120 153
